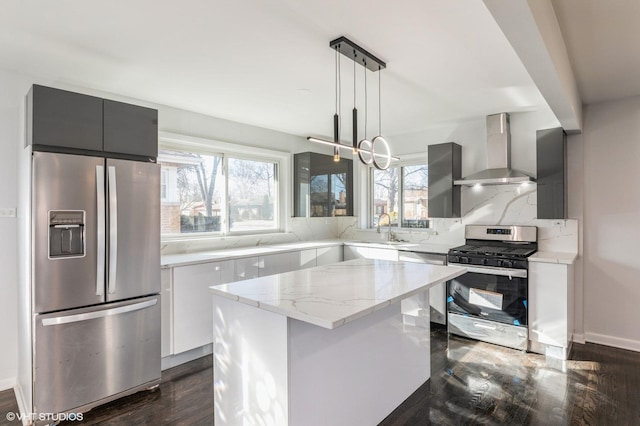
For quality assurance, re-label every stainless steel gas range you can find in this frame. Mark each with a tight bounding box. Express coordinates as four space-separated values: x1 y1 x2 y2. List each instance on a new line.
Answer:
446 225 537 350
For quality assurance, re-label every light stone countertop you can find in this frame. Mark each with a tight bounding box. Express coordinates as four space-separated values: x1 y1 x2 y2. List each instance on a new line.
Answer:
529 251 578 265
209 258 466 329
162 240 457 267
343 240 454 254
161 240 344 267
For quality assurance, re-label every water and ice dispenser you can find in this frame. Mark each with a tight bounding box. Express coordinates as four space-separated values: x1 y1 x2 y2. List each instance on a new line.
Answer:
48 210 85 258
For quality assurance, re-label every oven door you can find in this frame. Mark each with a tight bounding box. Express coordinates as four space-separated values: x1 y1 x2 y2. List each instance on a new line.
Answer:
446 265 528 326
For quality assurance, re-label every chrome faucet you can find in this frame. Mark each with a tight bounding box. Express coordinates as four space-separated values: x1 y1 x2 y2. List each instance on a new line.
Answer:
377 213 393 242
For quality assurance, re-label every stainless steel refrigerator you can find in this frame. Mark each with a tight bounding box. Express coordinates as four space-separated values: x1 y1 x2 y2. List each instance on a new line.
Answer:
31 151 161 415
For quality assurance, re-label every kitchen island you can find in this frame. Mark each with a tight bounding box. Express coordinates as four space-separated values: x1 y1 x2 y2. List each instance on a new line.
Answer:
210 258 466 425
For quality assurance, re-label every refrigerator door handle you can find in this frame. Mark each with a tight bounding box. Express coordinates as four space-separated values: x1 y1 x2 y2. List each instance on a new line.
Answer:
41 299 158 326
96 165 105 296
108 166 118 294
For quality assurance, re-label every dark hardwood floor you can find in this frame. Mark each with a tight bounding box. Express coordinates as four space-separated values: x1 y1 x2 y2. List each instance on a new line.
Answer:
2 329 640 425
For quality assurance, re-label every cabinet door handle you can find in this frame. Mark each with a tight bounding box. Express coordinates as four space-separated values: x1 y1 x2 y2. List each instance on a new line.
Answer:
473 322 496 330
42 299 157 326
96 165 105 296
108 166 118 294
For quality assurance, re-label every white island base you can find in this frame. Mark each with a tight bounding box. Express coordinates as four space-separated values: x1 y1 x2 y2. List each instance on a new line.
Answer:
211 259 466 425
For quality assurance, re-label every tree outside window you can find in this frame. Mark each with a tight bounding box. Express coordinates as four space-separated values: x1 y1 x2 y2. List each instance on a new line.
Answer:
372 164 429 229
159 149 278 235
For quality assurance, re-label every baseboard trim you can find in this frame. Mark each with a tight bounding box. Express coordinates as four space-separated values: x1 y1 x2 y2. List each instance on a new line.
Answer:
161 344 213 370
14 384 28 426
573 333 586 344
585 332 640 352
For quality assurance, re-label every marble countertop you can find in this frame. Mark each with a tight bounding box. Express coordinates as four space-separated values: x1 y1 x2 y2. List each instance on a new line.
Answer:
161 240 344 267
162 239 458 267
529 251 578 265
209 258 466 329
343 240 454 254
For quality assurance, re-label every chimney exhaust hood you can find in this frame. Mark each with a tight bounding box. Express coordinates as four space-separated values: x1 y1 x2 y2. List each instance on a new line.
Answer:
454 113 536 185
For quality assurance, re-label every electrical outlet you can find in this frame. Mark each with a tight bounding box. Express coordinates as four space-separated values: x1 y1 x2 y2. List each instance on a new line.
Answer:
0 208 16 218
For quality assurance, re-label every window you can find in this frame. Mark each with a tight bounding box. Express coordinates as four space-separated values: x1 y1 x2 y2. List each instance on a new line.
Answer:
371 163 429 229
293 152 353 217
227 157 277 232
372 168 399 227
158 134 284 237
160 169 168 200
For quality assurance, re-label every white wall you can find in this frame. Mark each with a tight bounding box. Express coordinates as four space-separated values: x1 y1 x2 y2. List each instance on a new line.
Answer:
582 95 640 350
0 69 30 390
567 132 584 342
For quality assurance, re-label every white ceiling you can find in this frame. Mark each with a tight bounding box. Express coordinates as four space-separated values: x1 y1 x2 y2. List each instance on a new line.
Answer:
0 1 635 139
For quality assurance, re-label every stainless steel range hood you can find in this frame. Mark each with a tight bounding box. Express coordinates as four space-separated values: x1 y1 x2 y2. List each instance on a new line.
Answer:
454 113 536 185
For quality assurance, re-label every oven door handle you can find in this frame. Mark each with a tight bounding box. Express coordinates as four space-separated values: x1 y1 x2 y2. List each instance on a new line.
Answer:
449 263 528 279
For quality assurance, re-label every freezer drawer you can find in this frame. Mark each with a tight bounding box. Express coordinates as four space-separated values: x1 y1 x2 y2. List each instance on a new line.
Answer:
448 312 528 351
34 296 161 414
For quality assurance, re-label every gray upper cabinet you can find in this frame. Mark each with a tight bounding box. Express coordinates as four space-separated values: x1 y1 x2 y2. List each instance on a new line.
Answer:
536 127 567 219
104 100 158 158
28 85 103 151
428 142 462 218
27 85 158 160
294 152 353 217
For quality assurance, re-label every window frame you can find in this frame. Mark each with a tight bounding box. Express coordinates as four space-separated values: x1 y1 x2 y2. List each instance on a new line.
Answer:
159 131 288 240
367 153 430 230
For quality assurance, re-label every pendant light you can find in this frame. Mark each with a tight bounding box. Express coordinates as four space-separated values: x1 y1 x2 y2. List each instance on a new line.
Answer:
352 51 358 154
333 45 341 162
307 36 398 169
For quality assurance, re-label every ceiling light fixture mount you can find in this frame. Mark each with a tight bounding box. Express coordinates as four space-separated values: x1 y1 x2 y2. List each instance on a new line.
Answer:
307 36 395 170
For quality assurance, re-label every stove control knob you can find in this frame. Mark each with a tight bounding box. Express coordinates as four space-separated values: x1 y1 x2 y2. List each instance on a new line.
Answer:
481 258 489 266
496 259 503 267
450 255 459 263
503 260 513 268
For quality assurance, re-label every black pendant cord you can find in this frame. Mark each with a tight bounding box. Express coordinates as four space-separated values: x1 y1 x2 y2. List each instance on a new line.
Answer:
378 65 382 136
352 51 358 153
333 44 341 161
364 60 368 140
338 45 341 139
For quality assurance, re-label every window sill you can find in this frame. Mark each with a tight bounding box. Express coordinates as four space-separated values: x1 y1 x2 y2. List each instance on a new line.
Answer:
161 230 299 255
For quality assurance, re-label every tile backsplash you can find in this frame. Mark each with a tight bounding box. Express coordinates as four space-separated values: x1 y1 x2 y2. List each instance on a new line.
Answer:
338 183 578 253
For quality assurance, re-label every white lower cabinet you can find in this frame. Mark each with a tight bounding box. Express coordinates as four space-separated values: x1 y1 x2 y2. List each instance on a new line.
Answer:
234 256 259 281
173 260 233 354
344 245 399 261
160 267 172 358
299 249 318 269
316 245 343 266
528 261 574 359
259 252 301 276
